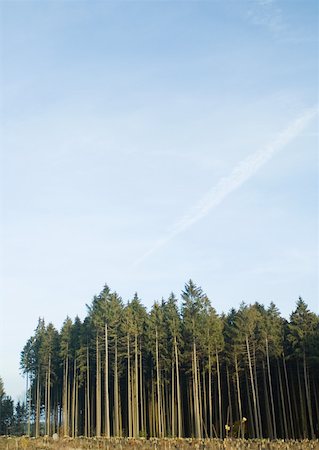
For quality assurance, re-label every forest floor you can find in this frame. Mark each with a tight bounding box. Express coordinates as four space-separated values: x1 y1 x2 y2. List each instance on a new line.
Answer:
0 437 318 450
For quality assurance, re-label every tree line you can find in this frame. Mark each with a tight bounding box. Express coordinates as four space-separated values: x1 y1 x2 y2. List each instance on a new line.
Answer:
19 281 319 439
0 377 27 435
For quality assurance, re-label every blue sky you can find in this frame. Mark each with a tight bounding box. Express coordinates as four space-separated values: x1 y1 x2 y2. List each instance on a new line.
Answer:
0 0 318 399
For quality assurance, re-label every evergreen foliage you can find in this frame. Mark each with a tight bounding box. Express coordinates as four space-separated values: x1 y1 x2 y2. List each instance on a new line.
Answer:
19 283 319 439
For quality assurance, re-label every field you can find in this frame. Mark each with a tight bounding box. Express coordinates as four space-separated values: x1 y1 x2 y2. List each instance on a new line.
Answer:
0 438 318 450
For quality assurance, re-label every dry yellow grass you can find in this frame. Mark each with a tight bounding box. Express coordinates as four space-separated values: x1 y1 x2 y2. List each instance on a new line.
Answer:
0 437 318 450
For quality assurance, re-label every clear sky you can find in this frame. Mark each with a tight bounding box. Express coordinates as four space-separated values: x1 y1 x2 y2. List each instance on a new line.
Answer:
0 0 318 400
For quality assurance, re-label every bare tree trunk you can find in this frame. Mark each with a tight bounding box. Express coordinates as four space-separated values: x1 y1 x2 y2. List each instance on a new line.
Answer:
155 327 162 437
226 365 233 430
193 341 201 438
303 351 314 439
44 371 48 435
208 353 213 438
312 376 319 434
202 369 207 434
161 378 165 436
131 364 136 436
151 375 155 437
135 333 139 437
277 358 288 439
171 358 175 437
296 360 307 438
27 373 31 437
63 354 68 436
235 354 242 428
35 372 40 438
253 347 262 438
86 347 91 437
246 335 259 438
104 323 110 438
96 335 101 437
47 355 51 436
114 336 119 436
174 336 182 438
71 359 76 438
198 361 203 437
283 354 294 439
291 371 300 438
139 346 144 436
245 370 255 438
127 333 132 437
262 360 273 438
265 338 277 438
75 373 78 437
216 349 222 438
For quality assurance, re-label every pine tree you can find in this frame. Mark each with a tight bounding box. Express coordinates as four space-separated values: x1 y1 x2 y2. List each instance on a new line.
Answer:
60 317 73 436
163 293 183 437
287 298 318 439
19 282 319 439
148 301 167 438
0 378 14 435
181 280 209 438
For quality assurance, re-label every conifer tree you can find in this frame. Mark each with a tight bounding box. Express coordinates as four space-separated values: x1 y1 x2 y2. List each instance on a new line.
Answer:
19 284 319 440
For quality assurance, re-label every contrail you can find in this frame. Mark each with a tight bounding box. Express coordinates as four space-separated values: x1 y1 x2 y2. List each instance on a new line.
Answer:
134 107 318 266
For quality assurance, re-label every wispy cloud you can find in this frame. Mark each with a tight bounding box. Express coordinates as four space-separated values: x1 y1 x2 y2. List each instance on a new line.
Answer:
244 0 317 43
134 107 318 266
245 0 285 35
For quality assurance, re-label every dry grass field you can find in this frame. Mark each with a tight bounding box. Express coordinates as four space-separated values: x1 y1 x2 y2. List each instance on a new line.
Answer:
0 437 318 450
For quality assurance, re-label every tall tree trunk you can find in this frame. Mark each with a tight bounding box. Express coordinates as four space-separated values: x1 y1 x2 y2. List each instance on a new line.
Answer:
265 338 277 438
127 333 132 437
208 353 213 438
174 336 182 438
139 346 144 436
131 364 136 436
171 358 175 437
114 336 119 437
151 374 155 437
193 341 201 438
63 353 69 436
86 347 91 437
253 346 262 438
155 327 162 437
75 372 78 437
283 354 294 439
27 373 31 437
312 375 319 434
291 370 300 438
44 371 48 434
135 333 139 437
303 350 314 439
245 370 255 438
216 349 222 438
104 323 110 438
296 360 307 438
235 354 242 428
277 358 288 439
262 360 272 438
198 361 203 437
67 364 71 437
96 335 101 437
202 369 207 434
161 377 166 436
226 365 233 430
35 372 40 438
47 354 51 436
71 359 76 438
246 335 259 438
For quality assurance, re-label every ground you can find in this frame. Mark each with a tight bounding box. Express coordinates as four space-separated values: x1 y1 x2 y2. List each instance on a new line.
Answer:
0 437 319 450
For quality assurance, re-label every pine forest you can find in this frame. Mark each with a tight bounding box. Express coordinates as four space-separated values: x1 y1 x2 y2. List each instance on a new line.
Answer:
19 281 319 441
